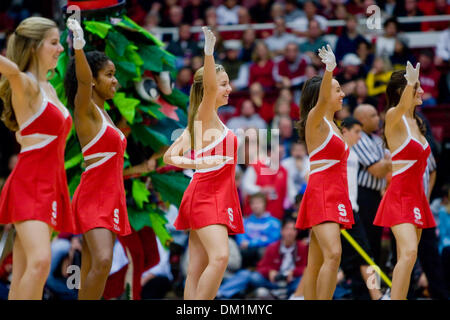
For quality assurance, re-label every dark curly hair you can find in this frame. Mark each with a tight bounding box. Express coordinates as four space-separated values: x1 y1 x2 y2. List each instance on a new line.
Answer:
383 70 426 147
64 50 111 110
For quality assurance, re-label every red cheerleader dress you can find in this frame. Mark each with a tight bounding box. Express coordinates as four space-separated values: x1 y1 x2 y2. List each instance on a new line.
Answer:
374 116 436 228
296 117 354 230
0 85 75 233
72 105 131 236
175 120 244 235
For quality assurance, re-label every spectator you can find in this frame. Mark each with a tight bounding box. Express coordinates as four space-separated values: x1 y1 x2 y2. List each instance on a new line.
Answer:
182 0 209 26
141 237 173 299
416 156 450 300
421 0 450 31
222 6 253 40
336 106 353 125
46 235 82 300
435 24 450 66
436 33 450 104
291 0 328 37
375 17 399 58
270 2 285 22
239 28 257 63
432 184 450 292
165 23 200 68
248 82 275 123
235 193 282 268
397 0 424 32
418 49 441 107
216 0 241 25
335 15 369 62
336 53 366 96
271 98 292 130
284 0 305 23
381 0 401 16
242 143 293 220
238 6 252 25
353 104 391 266
279 87 300 120
281 142 310 197
346 0 367 16
318 0 335 19
217 218 308 299
366 56 393 98
221 40 245 83
249 0 275 23
205 6 218 28
299 19 328 55
175 66 193 95
249 40 276 89
277 116 297 160
390 38 416 71
273 42 310 91
162 4 183 28
346 79 379 113
264 17 299 57
332 4 349 36
356 41 375 76
210 27 227 61
190 55 204 73
142 11 161 41
226 99 267 131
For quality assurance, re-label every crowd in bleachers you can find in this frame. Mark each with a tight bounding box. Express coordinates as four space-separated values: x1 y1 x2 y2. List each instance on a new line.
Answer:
0 0 450 300
146 0 450 300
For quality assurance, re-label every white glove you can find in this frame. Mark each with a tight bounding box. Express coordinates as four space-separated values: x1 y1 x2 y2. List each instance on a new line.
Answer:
318 44 336 72
67 18 86 50
404 61 420 86
202 26 216 56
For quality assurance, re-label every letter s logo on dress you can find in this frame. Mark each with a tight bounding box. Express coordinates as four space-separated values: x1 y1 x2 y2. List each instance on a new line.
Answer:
413 207 422 221
113 209 120 224
228 208 234 222
338 204 347 217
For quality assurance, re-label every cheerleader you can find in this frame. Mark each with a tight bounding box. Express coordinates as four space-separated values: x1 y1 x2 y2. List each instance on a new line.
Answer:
295 45 354 300
163 27 244 300
0 17 75 299
374 62 436 300
64 18 132 300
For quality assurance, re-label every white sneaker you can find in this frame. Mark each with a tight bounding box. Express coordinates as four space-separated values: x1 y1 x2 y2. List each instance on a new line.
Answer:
289 294 305 300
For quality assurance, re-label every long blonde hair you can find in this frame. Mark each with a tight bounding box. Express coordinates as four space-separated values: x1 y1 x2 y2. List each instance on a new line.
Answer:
187 64 225 149
0 17 57 131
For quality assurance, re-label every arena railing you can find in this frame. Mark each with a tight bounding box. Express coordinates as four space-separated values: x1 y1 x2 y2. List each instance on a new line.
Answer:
151 14 450 49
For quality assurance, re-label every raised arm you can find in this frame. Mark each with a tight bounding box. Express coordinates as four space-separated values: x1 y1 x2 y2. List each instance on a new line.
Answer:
308 44 336 126
0 55 32 97
196 27 217 124
67 18 92 114
385 61 420 126
163 129 232 170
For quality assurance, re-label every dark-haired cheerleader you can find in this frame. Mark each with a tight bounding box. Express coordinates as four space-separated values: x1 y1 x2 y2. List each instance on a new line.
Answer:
374 62 436 300
65 18 132 300
295 45 354 300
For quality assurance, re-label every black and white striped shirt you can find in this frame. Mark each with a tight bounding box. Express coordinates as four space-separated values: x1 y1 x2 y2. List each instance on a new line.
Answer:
423 152 437 197
353 131 387 191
